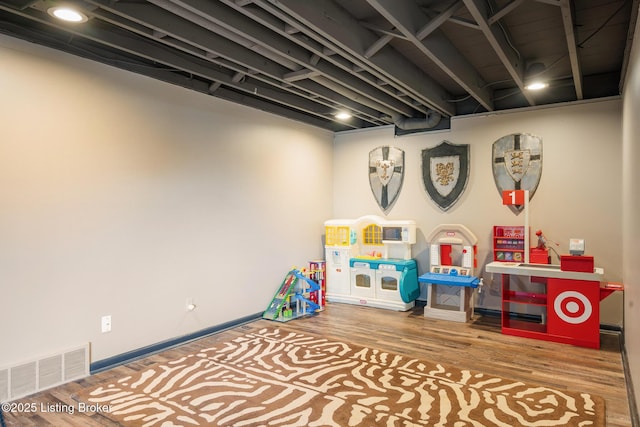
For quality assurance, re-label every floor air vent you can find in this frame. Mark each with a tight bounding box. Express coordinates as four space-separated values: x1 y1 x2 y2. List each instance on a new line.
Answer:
0 344 89 402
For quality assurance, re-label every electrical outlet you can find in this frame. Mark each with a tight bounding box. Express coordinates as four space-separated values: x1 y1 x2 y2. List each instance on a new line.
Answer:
101 315 112 333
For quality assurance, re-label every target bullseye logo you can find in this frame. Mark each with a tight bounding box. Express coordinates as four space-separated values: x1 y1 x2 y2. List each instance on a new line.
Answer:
554 291 592 324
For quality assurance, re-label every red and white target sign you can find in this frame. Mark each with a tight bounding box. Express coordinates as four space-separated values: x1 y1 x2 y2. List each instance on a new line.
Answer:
547 278 600 348
553 291 592 324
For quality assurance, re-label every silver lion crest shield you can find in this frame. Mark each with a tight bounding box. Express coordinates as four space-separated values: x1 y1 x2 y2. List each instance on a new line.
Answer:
369 146 404 213
492 133 543 214
421 141 470 211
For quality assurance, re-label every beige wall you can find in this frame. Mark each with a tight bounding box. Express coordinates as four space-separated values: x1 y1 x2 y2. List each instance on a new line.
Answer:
1 24 636 415
333 98 623 326
622 8 640 419
0 35 334 366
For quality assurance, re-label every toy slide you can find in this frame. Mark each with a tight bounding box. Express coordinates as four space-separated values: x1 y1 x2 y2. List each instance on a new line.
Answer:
292 293 320 313
263 269 321 322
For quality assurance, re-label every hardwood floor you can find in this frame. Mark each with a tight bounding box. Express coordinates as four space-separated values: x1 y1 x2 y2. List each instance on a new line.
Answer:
2 302 632 426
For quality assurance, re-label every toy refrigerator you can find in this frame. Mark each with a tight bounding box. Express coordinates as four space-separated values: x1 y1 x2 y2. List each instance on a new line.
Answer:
324 220 357 296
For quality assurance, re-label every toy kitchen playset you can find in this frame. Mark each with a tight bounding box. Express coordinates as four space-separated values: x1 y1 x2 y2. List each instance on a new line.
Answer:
324 215 420 311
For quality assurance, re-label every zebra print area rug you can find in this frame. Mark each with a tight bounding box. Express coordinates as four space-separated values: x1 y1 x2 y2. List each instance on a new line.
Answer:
76 327 605 426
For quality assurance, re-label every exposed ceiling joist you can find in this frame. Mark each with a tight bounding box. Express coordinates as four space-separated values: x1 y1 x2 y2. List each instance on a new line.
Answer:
366 0 494 111
559 0 583 100
463 0 534 105
261 0 456 116
0 0 633 132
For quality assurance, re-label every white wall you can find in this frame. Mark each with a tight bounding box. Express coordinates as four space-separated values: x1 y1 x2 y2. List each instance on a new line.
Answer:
0 35 333 366
622 8 640 419
333 98 623 326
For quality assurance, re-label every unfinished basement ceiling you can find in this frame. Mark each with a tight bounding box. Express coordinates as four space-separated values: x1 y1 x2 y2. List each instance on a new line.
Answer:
0 0 637 132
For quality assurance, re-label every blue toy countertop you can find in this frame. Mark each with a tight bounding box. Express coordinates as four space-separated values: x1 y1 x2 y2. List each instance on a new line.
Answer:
350 258 416 269
418 272 480 288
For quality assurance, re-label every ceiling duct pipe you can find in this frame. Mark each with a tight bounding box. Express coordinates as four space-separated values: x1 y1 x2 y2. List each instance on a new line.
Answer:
393 110 442 130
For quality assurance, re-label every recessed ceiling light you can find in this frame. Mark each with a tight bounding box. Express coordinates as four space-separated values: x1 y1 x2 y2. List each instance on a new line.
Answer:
525 81 549 91
48 6 88 23
335 112 351 120
524 62 548 91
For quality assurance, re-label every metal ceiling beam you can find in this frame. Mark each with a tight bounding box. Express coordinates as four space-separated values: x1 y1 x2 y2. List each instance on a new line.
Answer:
463 0 535 105
364 33 393 59
213 86 356 131
155 0 415 118
488 0 525 25
219 0 430 118
559 0 583 100
0 18 345 131
534 0 561 5
1 0 630 130
263 0 456 117
446 16 481 30
1 5 366 130
84 0 389 125
416 0 462 39
367 0 494 112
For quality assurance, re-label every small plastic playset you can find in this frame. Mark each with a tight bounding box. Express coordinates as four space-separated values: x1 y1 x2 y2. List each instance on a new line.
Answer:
324 215 420 311
263 262 325 322
419 224 481 322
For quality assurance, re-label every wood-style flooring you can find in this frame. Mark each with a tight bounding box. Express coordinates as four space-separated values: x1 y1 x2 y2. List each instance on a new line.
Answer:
2 302 633 426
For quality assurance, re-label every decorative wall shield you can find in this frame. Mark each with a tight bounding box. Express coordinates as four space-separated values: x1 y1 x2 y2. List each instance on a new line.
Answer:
492 133 543 214
421 141 469 211
369 146 404 213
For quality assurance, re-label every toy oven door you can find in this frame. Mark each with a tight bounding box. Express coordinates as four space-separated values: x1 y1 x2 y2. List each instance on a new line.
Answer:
350 262 375 298
376 264 403 303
